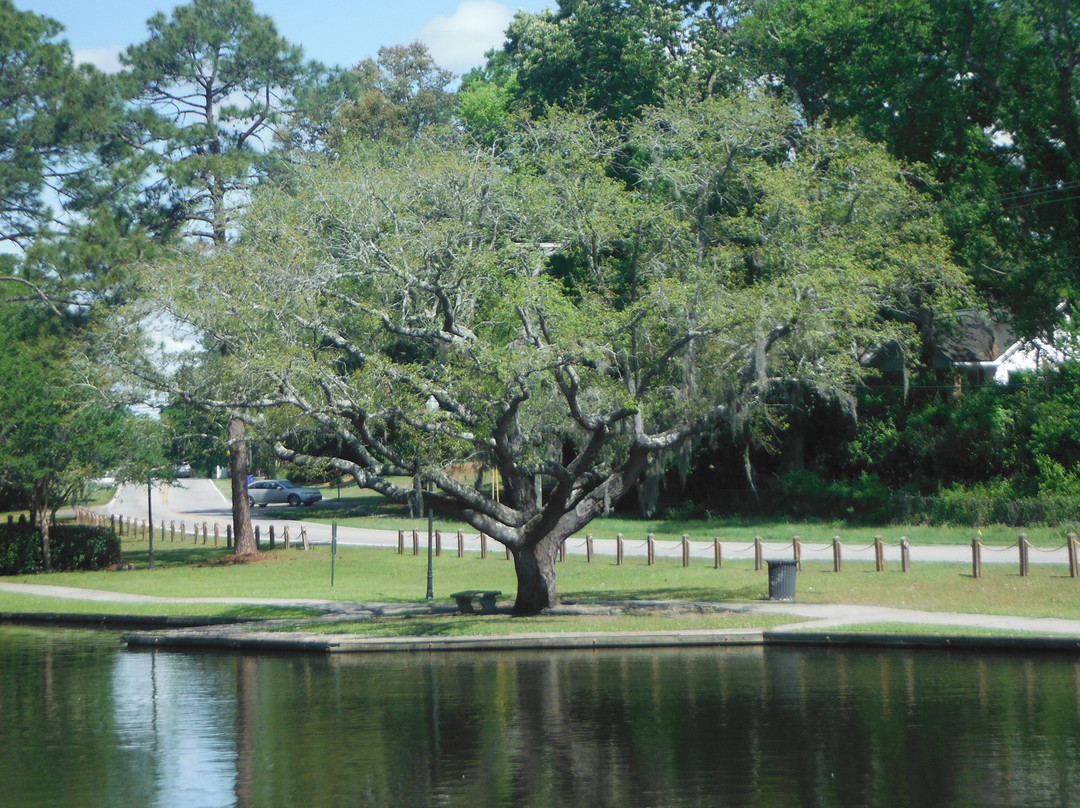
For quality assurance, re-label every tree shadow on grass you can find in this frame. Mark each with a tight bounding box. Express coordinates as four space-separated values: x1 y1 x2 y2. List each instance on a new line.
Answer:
122 545 236 568
561 585 768 604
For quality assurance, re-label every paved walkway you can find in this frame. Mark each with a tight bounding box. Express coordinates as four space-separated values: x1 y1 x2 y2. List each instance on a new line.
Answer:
3 581 1080 639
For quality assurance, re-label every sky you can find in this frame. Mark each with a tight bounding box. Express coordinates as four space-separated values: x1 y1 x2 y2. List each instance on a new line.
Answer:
17 0 554 76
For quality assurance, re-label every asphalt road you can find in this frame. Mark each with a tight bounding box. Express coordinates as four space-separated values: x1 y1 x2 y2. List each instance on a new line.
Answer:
101 479 1073 566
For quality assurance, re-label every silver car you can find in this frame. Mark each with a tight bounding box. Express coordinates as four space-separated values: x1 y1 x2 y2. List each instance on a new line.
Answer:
247 479 323 508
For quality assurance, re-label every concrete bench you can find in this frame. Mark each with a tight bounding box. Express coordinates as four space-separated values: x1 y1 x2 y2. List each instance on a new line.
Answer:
450 590 502 614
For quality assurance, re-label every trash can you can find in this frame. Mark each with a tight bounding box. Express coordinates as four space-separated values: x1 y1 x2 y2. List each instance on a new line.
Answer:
766 559 798 601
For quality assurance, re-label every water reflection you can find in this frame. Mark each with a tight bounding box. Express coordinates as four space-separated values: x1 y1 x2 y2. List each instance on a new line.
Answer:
1 626 1078 808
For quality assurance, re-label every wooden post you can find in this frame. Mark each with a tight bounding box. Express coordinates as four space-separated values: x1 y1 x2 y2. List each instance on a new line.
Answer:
111 514 116 536
587 533 594 563
754 537 763 571
714 536 722 569
283 525 290 550
254 525 261 551
457 529 464 558
559 537 565 562
900 536 910 573
832 536 842 573
435 529 442 557
202 522 208 545
1069 533 1079 578
398 529 405 554
180 521 186 543
505 544 511 560
301 526 309 551
160 521 166 545
1019 533 1029 577
793 535 802 572
481 533 488 559
226 524 232 549
874 535 885 572
972 537 982 579
169 520 175 542
412 528 419 556
682 534 690 567
647 533 655 565
617 533 624 565
269 525 276 550
214 523 220 547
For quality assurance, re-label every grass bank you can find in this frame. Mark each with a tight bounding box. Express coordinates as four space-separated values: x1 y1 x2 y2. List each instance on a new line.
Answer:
1 533 1078 623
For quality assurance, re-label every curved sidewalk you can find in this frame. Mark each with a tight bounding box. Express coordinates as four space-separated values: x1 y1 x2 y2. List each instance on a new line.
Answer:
3 582 1079 654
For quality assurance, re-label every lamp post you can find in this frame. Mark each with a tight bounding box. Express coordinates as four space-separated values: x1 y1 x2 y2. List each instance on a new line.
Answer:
146 477 155 570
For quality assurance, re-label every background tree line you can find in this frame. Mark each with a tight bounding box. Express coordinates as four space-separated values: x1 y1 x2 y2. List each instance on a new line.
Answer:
1 0 1078 591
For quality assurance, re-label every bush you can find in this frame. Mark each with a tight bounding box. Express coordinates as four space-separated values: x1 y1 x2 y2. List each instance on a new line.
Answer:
0 523 120 575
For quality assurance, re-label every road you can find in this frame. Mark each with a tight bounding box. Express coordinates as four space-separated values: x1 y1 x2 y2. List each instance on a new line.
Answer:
100 480 1073 566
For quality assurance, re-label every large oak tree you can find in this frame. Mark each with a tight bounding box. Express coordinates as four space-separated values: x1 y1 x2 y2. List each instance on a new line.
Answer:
110 97 967 611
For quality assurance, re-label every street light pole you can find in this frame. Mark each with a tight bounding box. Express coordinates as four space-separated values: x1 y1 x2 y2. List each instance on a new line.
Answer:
426 509 434 601
146 478 154 571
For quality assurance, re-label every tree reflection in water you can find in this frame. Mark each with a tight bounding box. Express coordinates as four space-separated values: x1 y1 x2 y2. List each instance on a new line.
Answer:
0 628 1078 808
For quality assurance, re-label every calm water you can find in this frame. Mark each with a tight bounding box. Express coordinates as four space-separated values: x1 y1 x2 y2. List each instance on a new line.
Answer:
2 626 1079 808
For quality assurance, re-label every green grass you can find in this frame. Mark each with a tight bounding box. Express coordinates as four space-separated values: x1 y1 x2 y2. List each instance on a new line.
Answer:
283 611 794 636
0 596 319 620
788 622 1075 640
2 532 1078 622
235 501 1077 549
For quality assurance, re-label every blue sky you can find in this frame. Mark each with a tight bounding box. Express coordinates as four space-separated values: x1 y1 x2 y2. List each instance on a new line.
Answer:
17 0 553 75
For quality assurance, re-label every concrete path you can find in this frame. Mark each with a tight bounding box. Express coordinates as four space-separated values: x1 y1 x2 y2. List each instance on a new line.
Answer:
3 581 1080 637
100 481 1073 566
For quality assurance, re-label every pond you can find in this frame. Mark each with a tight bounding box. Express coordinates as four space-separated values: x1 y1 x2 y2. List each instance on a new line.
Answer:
2 625 1078 807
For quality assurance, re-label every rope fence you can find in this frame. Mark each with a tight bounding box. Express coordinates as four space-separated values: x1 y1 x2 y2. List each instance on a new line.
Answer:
74 508 1080 578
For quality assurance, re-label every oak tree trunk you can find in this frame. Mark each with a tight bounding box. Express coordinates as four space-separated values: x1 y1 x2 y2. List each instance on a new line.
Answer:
511 536 560 614
228 417 256 555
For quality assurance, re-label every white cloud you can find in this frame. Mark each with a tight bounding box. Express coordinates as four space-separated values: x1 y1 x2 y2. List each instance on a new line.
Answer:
73 46 123 74
419 0 513 74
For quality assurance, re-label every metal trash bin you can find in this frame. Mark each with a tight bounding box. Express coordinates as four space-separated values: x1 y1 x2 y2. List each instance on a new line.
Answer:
766 559 798 601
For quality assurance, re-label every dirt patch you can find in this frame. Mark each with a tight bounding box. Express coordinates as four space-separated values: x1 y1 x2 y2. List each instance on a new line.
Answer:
199 552 284 566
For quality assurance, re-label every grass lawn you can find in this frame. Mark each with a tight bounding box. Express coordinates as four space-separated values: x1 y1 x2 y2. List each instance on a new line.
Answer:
1 532 1078 623
283 611 796 636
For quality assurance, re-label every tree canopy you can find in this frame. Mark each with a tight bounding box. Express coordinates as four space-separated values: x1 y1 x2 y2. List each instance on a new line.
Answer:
107 97 969 610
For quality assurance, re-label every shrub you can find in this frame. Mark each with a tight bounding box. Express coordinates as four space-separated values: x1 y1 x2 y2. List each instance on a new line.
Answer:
0 524 120 575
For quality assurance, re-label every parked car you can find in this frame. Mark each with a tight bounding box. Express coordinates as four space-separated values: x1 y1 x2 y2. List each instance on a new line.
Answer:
247 479 323 508
175 462 192 478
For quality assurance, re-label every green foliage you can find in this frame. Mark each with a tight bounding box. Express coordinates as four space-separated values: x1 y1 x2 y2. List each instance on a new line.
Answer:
738 0 1080 329
117 0 315 243
0 523 119 575
0 302 138 535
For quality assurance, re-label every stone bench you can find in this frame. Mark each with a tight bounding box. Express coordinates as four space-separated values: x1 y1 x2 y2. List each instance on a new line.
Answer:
450 590 502 614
